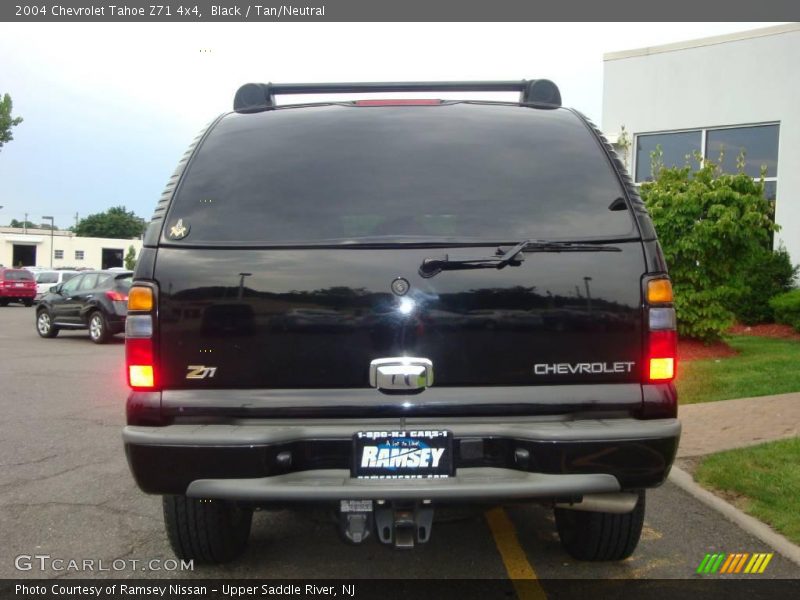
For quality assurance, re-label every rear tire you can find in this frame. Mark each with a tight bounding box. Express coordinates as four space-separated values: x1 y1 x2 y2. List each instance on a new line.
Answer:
88 311 110 344
24 299 33 307
554 490 645 561
162 496 253 564
0 299 8 307
36 309 59 338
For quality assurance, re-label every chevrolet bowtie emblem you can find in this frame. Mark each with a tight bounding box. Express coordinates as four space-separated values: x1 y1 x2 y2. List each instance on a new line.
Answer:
169 219 189 240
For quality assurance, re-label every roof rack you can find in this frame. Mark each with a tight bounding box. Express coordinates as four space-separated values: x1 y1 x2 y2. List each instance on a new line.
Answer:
233 79 561 113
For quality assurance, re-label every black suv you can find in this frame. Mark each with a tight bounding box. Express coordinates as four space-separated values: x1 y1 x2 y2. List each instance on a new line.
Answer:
36 270 132 343
123 80 680 563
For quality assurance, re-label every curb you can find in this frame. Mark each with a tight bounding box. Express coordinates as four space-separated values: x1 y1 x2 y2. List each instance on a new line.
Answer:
669 466 800 567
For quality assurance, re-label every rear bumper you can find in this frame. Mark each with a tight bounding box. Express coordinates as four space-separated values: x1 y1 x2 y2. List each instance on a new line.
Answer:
123 417 680 501
0 290 35 299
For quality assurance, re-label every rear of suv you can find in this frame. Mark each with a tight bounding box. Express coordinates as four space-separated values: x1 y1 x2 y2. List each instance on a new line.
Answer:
36 270 132 343
0 268 36 306
123 80 680 564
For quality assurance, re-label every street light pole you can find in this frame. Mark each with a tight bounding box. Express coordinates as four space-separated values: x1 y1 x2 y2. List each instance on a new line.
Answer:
42 216 54 268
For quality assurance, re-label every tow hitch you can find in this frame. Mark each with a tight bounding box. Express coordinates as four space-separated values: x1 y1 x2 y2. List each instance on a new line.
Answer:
339 500 434 549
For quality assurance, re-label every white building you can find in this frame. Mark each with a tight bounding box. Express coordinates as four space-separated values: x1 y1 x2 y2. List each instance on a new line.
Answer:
602 23 799 263
0 227 142 270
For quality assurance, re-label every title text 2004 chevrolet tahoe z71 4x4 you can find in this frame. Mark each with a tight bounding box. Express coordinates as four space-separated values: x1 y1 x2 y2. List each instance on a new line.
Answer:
123 79 680 563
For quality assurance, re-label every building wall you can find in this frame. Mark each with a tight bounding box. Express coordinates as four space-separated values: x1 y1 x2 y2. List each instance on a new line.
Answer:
0 227 142 270
602 24 800 263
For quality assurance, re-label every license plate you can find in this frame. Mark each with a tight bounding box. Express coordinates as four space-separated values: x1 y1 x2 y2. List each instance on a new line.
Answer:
352 430 453 479
15 283 24 287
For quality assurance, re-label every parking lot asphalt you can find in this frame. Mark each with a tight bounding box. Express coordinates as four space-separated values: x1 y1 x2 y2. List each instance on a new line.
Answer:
0 306 797 585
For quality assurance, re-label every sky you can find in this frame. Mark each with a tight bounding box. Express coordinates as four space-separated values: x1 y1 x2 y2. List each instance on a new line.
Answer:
0 21 786 229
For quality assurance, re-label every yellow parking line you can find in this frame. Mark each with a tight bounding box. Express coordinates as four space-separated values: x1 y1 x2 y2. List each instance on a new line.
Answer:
485 507 547 600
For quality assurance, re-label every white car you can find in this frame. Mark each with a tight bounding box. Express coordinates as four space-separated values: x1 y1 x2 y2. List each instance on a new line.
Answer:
34 270 79 301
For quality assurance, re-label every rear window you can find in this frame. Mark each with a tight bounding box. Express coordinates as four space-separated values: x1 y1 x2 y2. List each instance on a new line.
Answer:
36 272 59 284
166 103 634 245
117 276 133 291
4 270 34 281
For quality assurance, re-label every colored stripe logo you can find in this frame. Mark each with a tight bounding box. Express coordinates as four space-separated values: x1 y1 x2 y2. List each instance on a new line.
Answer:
696 552 773 574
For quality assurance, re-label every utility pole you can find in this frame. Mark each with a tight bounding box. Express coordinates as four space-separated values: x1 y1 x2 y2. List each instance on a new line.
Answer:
24 212 28 234
42 216 54 268
74 212 79 229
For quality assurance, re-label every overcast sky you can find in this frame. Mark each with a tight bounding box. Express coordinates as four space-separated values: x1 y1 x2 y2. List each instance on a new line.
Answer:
0 22 785 228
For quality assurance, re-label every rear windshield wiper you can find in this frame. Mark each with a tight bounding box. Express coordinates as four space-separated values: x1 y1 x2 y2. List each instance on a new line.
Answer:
419 240 620 278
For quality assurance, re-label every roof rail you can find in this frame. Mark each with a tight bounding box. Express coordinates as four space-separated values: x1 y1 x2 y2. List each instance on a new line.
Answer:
233 80 561 113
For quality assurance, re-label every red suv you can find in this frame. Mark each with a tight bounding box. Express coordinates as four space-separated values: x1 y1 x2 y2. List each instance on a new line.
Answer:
0 268 37 307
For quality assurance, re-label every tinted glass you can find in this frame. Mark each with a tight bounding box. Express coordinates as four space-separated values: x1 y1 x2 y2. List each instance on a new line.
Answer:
167 104 634 244
62 276 82 293
62 272 78 282
36 272 59 284
635 131 701 182
4 270 34 281
116 276 133 291
96 274 113 288
79 274 98 290
705 125 779 178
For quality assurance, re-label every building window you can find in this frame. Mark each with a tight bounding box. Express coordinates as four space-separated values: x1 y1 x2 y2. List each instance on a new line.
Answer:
634 123 779 201
635 130 702 182
75 250 85 261
54 249 64 260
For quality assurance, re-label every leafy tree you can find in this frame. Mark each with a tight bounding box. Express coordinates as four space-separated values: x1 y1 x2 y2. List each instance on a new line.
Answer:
0 93 23 151
731 244 797 324
640 152 779 342
124 245 138 270
74 206 146 239
9 219 36 229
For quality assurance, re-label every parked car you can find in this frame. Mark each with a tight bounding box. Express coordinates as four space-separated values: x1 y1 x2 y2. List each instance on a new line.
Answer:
123 80 679 564
34 270 79 302
0 268 37 306
35 270 133 343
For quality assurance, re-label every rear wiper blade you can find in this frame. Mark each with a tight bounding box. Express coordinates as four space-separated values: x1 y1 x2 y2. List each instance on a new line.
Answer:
419 240 620 278
419 239 530 278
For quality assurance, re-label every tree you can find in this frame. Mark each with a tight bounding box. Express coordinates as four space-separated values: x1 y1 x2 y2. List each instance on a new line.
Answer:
640 152 780 341
0 93 23 151
9 219 36 229
74 206 146 239
124 245 138 270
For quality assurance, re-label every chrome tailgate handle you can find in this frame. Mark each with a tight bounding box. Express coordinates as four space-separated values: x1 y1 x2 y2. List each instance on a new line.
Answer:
369 358 434 391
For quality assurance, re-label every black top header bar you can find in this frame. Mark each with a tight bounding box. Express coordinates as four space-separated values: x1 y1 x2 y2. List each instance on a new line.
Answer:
2 1 800 22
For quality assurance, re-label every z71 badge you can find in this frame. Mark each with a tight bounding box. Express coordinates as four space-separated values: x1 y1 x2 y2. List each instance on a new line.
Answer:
186 365 217 379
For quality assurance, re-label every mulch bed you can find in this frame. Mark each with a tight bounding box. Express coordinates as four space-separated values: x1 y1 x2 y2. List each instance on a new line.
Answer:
679 338 739 361
728 323 800 340
679 322 800 361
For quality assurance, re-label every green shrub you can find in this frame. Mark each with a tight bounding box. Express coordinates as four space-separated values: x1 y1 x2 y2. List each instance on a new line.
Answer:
731 245 798 325
770 289 800 331
640 153 779 342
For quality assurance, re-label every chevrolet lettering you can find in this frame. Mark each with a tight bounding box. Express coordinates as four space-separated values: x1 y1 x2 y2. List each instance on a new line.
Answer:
533 362 636 375
123 79 680 563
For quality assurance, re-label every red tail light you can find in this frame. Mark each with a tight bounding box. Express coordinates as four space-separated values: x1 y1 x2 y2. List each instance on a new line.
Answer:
127 337 155 389
106 290 128 302
644 276 677 383
126 284 157 390
646 330 677 382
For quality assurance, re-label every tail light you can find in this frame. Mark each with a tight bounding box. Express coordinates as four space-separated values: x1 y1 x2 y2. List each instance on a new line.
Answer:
106 290 128 302
644 277 677 382
126 284 157 390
